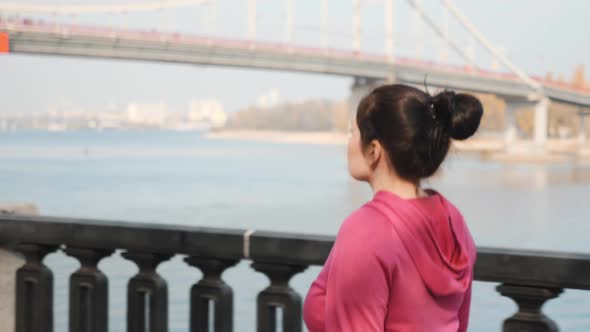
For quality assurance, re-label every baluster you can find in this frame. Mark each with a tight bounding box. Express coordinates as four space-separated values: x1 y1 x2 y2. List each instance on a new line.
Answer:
122 251 172 332
64 247 113 332
252 262 307 332
496 283 563 332
184 257 238 332
15 244 58 332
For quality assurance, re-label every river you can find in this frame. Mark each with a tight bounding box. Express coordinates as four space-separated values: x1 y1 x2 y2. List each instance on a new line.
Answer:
1 130 589 331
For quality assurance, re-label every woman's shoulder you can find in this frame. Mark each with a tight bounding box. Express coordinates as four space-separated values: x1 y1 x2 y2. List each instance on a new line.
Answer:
335 203 400 253
340 203 390 232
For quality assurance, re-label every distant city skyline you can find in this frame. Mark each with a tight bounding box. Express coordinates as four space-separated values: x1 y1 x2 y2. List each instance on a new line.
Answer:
0 98 229 131
0 0 588 115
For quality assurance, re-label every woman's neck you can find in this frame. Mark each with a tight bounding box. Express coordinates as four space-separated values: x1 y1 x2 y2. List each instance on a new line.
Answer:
369 173 423 200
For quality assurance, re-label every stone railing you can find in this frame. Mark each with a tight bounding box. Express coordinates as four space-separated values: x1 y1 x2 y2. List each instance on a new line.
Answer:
1 214 589 332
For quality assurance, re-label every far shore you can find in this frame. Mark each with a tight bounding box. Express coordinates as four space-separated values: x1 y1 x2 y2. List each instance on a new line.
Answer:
206 129 509 151
206 129 349 145
207 129 590 163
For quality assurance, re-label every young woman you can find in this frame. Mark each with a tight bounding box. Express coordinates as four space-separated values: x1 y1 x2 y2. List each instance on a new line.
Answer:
303 84 483 332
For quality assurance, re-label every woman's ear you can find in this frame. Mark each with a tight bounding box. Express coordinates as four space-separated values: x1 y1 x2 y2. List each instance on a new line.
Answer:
367 139 382 169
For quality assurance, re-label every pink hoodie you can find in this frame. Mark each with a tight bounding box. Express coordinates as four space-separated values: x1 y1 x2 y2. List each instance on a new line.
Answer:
303 190 476 332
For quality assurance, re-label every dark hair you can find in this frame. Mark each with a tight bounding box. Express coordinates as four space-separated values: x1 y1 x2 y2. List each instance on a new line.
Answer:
356 84 483 183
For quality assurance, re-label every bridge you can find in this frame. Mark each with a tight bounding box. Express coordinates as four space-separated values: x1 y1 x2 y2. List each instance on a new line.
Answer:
1 0 589 152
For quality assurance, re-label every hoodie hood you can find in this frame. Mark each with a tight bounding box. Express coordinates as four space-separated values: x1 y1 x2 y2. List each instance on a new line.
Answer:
371 190 475 297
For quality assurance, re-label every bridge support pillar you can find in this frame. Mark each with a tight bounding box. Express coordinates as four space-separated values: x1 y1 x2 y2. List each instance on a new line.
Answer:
503 98 548 154
578 109 587 147
504 105 519 149
533 97 550 148
577 110 589 158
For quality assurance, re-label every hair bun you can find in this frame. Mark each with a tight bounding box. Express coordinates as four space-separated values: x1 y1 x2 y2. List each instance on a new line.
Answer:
432 91 483 140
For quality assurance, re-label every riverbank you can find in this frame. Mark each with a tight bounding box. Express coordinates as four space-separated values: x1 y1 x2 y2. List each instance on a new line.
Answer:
207 130 590 163
206 130 349 145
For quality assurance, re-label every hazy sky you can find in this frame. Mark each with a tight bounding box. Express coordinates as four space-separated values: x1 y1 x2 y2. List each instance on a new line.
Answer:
0 0 588 114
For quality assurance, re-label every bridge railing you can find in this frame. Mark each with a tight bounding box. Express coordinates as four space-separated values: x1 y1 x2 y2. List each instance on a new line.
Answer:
1 214 589 332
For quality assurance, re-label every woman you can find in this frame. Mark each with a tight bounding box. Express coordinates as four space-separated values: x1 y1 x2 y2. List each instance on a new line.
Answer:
303 84 482 332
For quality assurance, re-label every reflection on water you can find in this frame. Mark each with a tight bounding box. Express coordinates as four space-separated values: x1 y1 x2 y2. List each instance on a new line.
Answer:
498 164 590 188
569 165 590 183
2 131 590 331
441 155 590 188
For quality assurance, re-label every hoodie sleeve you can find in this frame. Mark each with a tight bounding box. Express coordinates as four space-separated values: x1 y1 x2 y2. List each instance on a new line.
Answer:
324 207 394 332
457 280 472 332
458 217 477 332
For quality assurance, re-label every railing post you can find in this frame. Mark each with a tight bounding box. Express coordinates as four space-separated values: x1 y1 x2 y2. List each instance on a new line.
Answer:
1 203 39 332
496 283 563 332
15 244 58 332
122 252 172 332
252 262 307 332
64 247 114 332
184 257 238 332
0 247 24 332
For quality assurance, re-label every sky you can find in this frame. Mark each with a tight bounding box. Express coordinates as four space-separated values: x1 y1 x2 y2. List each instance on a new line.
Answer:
0 0 588 114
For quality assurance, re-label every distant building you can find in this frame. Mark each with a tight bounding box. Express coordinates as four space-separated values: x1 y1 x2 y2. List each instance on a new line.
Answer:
126 102 168 126
255 88 280 109
189 99 227 128
572 65 587 89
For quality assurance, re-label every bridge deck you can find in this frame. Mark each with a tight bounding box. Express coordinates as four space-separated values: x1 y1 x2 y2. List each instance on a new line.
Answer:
1 18 590 107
